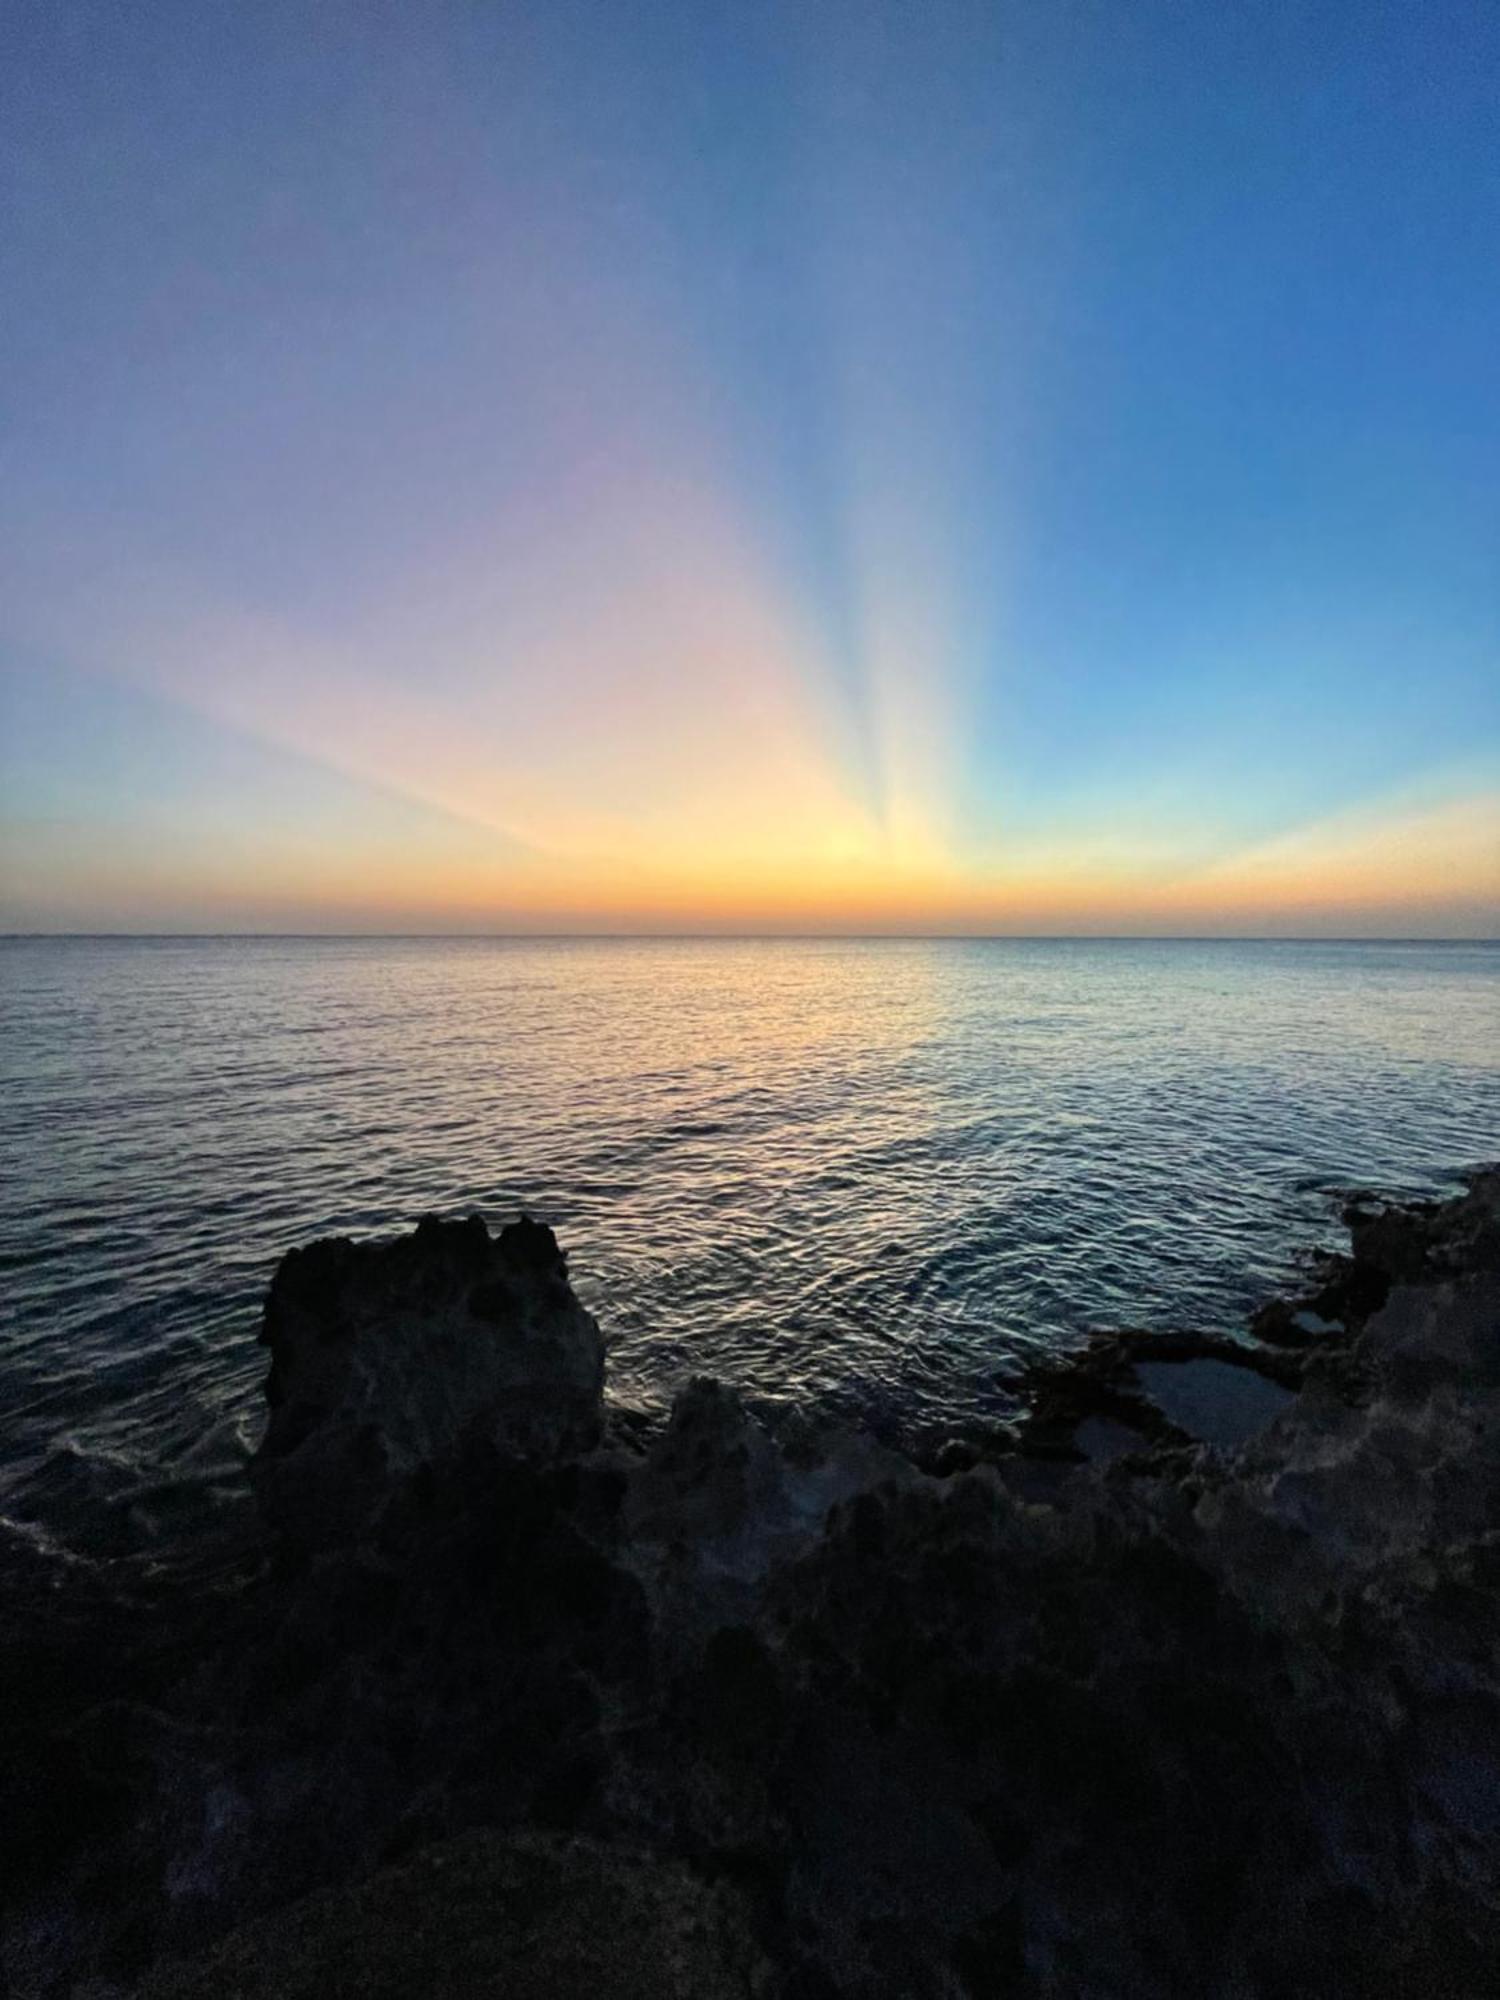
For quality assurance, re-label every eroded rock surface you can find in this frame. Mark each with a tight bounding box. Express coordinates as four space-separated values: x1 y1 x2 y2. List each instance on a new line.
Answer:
4 1175 1498 1998
252 1213 605 1546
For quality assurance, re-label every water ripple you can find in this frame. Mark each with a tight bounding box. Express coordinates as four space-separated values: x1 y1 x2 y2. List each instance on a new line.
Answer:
2 935 1497 1552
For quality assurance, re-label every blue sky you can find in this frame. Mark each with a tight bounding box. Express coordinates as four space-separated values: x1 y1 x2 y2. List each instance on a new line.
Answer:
2 0 1496 931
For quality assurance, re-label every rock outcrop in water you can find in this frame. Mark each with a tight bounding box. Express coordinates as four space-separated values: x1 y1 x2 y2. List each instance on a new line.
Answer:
3 1177 1498 1997
252 1213 605 1547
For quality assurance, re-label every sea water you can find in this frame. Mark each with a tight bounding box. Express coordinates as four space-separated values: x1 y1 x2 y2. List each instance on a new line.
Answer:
2 935 1496 1557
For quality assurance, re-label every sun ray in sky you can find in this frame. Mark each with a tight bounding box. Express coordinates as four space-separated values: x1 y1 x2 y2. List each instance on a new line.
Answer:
1 0 1496 933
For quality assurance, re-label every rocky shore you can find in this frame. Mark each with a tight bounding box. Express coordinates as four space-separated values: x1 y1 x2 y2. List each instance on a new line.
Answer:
4 1175 1498 1997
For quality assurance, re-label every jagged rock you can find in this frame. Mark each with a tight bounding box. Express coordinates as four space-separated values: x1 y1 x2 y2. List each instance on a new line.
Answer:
627 1377 788 1553
621 1376 911 1654
6 1174 1500 1999
251 1214 605 1547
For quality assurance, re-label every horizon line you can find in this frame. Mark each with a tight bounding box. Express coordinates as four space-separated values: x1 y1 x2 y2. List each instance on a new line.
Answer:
5 931 1497 946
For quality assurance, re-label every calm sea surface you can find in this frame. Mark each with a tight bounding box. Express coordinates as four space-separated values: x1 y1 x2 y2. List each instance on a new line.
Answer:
2 936 1496 1557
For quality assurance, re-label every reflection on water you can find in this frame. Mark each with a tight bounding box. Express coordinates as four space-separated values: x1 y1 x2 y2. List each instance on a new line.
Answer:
2 936 1496 1552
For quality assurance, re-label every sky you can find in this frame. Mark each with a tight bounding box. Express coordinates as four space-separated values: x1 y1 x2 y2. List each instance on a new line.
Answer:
2 0 1497 935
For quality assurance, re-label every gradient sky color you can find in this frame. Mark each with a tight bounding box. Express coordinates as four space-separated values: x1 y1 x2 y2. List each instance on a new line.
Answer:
2 0 1497 934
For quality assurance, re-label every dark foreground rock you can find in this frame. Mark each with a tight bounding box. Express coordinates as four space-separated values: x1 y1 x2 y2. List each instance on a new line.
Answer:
253 1213 605 1547
136 1830 775 2000
3 1176 1498 1998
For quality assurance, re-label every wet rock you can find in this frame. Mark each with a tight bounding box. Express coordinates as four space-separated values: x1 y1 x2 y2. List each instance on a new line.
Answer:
1253 1167 1500 1347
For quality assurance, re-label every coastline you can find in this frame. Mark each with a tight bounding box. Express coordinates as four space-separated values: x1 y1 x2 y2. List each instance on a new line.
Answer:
4 1172 1498 1997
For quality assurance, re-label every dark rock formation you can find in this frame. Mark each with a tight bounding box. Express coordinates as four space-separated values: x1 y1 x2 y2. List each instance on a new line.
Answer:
252 1214 605 1547
136 1830 777 2000
3 1176 1498 1998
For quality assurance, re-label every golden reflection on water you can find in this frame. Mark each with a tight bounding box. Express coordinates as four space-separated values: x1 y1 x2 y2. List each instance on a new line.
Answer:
1 936 1496 1551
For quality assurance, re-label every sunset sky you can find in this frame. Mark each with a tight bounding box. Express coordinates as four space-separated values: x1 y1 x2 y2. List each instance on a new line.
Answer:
2 0 1496 935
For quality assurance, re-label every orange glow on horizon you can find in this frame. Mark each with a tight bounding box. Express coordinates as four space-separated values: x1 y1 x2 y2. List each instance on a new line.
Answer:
21 780 1490 938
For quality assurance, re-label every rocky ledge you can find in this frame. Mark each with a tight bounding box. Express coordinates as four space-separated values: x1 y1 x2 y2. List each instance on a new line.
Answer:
4 1175 1498 1998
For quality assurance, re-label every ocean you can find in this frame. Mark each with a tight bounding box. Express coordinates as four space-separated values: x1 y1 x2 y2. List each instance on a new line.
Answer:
2 935 1496 1559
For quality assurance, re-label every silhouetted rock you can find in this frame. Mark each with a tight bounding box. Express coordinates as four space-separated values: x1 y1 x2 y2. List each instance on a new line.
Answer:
4 1174 1498 1998
252 1213 605 1548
